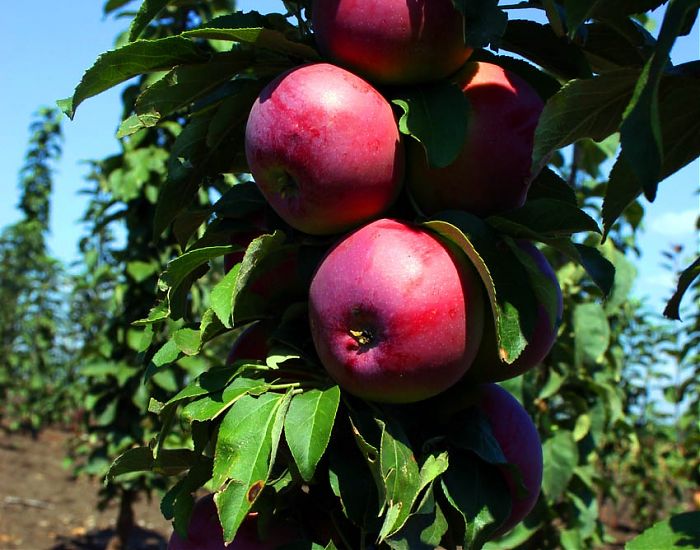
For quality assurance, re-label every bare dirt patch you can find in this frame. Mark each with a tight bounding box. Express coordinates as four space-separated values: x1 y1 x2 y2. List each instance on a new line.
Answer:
0 428 171 550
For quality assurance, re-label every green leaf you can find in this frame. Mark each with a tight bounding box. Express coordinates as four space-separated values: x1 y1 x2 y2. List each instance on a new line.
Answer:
563 0 597 36
135 51 254 119
107 447 196 481
545 239 615 297
541 431 579 501
161 364 240 413
601 241 637 312
128 0 171 41
603 73 700 236
619 0 700 201
231 232 301 324
387 488 448 550
425 214 538 364
173 327 201 356
625 511 700 550
213 392 287 543
160 245 234 291
392 82 470 169
182 377 271 423
526 167 578 206
328 436 382 532
573 302 611 366
531 68 640 175
664 256 700 320
183 12 320 60
284 386 340 482
59 36 205 119
441 452 512 549
376 416 423 541
501 20 591 79
150 339 181 370
488 199 600 239
117 112 161 138
452 0 508 49
210 262 241 328
161 458 214 536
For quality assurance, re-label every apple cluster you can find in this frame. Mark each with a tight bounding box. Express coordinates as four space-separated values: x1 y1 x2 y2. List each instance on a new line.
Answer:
220 0 562 542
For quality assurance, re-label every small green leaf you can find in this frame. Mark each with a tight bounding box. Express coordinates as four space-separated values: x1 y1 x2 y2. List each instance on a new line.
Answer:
541 431 579 501
573 302 611 365
392 81 470 169
664 256 700 320
211 262 241 328
625 511 700 550
284 386 340 482
441 452 512 548
128 0 171 41
452 0 508 49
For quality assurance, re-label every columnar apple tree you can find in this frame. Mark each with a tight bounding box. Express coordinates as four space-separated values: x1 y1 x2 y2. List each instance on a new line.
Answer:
60 0 700 548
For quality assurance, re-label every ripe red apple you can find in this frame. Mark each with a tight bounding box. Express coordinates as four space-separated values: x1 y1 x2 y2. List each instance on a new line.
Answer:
312 0 472 85
474 384 543 536
167 494 294 550
226 321 269 364
308 218 484 403
467 241 562 383
245 63 404 235
407 62 544 217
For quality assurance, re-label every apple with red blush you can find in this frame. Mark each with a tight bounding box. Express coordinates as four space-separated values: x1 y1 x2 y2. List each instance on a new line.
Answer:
308 218 484 403
312 0 472 85
467 240 562 383
407 62 544 217
245 63 404 235
470 384 543 536
167 494 295 550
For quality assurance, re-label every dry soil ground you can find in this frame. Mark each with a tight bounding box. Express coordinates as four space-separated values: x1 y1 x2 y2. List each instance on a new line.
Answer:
0 428 171 550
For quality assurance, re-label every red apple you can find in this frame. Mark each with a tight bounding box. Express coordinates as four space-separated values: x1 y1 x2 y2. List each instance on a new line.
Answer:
226 321 270 364
312 0 472 85
245 63 404 235
167 494 295 549
474 384 543 536
407 62 544 217
308 218 484 403
467 241 562 383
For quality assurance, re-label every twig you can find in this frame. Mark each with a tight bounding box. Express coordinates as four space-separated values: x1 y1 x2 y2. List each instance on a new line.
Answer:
3 495 54 509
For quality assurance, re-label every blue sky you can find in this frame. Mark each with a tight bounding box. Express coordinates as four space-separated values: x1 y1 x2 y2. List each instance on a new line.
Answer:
0 0 697 312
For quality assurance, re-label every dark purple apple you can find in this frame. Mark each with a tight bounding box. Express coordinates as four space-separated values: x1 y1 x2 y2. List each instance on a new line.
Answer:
245 63 404 235
467 241 562 383
167 494 294 550
312 0 472 85
407 62 544 217
475 384 543 536
308 218 484 403
226 321 270 365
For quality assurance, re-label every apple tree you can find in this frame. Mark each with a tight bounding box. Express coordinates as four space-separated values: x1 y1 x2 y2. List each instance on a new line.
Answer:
0 107 79 434
59 0 700 548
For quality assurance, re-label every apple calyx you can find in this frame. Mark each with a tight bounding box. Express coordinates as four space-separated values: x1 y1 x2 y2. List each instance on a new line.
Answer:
274 171 299 199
